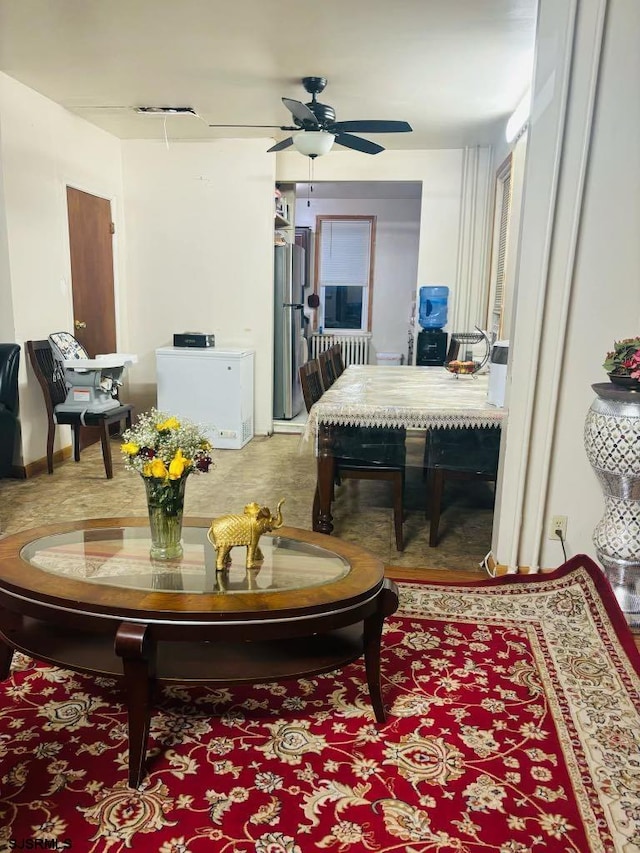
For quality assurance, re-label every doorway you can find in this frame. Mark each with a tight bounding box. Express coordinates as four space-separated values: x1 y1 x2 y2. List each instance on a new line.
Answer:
66 186 117 358
66 186 118 449
294 181 422 364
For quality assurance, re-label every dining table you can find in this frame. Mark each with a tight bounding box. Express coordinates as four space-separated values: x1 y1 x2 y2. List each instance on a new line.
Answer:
303 365 508 535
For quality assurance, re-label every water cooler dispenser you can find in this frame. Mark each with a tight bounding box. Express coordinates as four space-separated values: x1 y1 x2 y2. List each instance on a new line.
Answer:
416 286 449 366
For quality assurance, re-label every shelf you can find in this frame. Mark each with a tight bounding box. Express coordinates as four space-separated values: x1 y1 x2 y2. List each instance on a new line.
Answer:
275 183 294 229
9 617 364 683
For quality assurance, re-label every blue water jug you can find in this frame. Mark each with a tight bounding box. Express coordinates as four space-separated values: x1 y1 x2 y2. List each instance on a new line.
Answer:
419 286 449 329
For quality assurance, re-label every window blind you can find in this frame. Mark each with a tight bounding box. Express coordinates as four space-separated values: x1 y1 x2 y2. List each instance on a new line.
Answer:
318 220 371 286
493 167 512 322
491 157 511 335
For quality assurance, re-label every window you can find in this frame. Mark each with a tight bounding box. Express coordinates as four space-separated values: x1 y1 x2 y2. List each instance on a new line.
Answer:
315 216 375 332
486 156 513 340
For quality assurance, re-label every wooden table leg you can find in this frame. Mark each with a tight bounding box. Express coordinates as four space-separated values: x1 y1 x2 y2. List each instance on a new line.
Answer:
0 638 14 680
315 424 335 535
115 622 155 789
0 609 21 679
363 579 399 723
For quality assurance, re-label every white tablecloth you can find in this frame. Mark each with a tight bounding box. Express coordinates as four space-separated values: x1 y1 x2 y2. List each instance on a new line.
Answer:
303 365 507 442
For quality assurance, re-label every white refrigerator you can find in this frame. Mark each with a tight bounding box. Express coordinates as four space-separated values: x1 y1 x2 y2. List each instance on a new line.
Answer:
156 346 254 450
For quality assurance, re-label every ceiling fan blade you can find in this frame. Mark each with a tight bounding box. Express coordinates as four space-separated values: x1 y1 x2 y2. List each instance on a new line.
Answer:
267 137 294 153
282 98 318 125
331 120 413 134
209 124 297 129
334 133 385 155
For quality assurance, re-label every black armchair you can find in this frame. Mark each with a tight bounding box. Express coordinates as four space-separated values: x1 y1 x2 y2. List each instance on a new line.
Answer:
0 344 20 477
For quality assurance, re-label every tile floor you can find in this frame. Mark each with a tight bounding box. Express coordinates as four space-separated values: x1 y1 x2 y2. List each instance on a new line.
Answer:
0 432 495 574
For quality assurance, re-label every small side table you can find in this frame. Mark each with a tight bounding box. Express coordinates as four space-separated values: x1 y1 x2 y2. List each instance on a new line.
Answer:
584 383 640 627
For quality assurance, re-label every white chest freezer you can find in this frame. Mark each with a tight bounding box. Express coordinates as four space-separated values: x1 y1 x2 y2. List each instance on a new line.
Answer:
156 346 255 449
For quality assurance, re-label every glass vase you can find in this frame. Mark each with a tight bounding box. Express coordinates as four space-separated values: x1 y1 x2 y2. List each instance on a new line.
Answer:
142 475 187 561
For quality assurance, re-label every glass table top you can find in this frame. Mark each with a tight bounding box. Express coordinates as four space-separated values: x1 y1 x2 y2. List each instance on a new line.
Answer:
20 527 350 595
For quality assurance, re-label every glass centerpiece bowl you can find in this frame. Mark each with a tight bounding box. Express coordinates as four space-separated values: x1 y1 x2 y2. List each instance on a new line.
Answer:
121 410 213 560
603 336 640 390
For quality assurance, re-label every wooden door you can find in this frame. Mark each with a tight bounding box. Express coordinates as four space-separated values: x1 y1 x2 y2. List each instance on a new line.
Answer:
66 187 118 450
66 187 117 357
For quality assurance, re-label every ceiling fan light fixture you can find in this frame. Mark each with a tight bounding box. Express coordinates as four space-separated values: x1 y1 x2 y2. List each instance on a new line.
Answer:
292 131 335 158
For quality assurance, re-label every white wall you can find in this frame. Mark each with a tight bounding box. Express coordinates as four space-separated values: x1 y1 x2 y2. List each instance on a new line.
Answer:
295 196 421 360
0 119 13 342
542 0 640 563
0 74 278 459
121 139 276 434
494 0 640 569
0 72 124 466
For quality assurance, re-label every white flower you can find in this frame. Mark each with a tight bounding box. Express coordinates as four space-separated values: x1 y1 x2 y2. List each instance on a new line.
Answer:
121 408 213 478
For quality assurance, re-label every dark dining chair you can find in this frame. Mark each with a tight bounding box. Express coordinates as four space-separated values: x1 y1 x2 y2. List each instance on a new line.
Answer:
300 358 326 413
329 343 345 378
300 358 406 550
424 426 501 547
318 348 337 389
26 339 133 479
0 344 20 478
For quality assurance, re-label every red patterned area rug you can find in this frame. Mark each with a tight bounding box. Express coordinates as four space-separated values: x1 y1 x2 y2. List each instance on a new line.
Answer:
1 555 639 853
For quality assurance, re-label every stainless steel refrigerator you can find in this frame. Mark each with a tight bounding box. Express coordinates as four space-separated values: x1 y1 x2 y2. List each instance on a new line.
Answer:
273 243 305 419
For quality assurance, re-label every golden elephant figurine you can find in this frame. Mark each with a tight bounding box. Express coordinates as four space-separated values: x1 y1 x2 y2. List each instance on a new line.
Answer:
207 498 285 570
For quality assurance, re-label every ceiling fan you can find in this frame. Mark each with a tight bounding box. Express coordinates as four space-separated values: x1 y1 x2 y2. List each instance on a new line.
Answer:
209 76 412 156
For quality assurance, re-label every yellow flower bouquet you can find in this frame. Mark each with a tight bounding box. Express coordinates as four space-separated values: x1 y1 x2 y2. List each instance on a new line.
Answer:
121 409 213 559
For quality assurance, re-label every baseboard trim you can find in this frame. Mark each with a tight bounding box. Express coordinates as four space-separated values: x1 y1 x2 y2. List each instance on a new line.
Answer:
494 563 556 576
480 552 555 576
22 447 72 479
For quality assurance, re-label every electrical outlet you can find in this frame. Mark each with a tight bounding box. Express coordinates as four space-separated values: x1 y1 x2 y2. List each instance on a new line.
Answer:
549 515 568 540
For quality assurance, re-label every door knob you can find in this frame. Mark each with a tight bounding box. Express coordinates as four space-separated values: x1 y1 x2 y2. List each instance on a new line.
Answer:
74 320 87 330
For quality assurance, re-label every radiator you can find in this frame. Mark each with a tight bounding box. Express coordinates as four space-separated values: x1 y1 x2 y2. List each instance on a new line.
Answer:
309 333 371 367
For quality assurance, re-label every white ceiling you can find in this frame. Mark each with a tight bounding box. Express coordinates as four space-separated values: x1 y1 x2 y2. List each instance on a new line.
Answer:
0 0 537 150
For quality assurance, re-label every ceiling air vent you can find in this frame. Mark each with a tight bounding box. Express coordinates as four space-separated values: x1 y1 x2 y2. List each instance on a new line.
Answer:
135 107 198 116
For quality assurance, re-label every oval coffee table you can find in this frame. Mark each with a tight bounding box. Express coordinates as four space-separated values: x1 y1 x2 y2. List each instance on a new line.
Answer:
0 519 399 788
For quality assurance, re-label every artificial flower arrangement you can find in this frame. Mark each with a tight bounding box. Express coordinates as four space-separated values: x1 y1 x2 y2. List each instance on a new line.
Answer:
602 337 640 380
121 409 213 514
